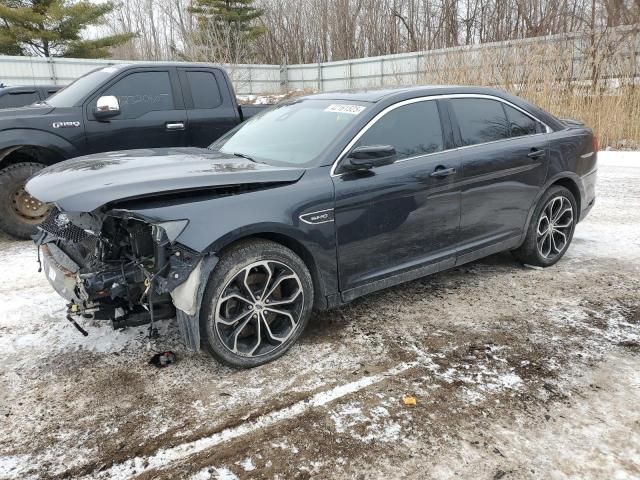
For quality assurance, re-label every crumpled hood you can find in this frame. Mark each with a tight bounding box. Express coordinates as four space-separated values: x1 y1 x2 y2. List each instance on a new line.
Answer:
26 147 306 212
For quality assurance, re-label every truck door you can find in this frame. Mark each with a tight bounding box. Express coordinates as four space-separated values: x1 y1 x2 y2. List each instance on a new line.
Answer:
83 68 188 154
177 68 241 147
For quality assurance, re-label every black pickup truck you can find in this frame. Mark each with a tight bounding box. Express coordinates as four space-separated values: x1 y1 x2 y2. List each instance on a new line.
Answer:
0 63 269 238
0 84 62 109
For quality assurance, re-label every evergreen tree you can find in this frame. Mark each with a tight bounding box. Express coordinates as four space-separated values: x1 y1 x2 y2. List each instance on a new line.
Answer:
0 0 134 58
189 0 265 61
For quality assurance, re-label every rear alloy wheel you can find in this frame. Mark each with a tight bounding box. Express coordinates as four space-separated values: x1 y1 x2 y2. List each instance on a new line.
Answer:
513 185 577 267
201 240 314 367
536 195 574 261
0 162 49 239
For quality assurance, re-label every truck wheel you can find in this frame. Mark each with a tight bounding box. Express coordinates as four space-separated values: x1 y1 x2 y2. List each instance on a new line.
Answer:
0 162 50 239
200 239 314 368
513 185 577 267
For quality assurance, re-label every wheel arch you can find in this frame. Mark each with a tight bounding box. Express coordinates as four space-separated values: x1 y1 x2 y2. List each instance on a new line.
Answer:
0 144 64 169
518 173 584 248
215 231 327 310
550 176 582 221
0 129 78 170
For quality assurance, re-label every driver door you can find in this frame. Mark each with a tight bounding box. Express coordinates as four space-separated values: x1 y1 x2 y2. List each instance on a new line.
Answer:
82 68 188 155
332 99 463 301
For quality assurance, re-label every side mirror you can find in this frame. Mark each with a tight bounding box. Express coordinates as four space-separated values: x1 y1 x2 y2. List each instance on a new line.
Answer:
343 145 396 171
94 95 120 119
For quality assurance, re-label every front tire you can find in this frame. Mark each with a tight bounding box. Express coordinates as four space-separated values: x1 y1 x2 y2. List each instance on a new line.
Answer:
0 162 50 239
200 239 314 368
513 185 577 267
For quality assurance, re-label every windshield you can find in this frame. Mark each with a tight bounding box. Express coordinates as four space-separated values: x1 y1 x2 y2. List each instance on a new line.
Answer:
210 99 370 167
44 67 122 108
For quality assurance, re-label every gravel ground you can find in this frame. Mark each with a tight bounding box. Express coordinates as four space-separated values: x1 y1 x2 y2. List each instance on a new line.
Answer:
0 151 639 480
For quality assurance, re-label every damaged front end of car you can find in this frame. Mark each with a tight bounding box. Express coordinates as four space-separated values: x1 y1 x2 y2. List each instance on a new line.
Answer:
24 147 307 351
35 206 215 349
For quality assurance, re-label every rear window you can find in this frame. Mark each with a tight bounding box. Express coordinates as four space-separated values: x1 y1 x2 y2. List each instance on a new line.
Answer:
451 98 509 146
185 71 222 109
504 104 543 137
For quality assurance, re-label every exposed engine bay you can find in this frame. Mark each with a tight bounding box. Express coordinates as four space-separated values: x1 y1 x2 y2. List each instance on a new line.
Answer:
35 207 203 335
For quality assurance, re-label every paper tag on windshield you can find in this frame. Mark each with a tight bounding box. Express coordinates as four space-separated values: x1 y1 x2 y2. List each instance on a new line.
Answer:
324 104 366 115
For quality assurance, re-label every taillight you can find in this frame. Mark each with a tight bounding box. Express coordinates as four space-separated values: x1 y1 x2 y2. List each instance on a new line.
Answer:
592 136 599 152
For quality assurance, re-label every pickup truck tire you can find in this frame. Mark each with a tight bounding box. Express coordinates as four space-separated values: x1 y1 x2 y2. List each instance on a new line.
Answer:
200 239 314 368
513 185 577 267
0 162 49 239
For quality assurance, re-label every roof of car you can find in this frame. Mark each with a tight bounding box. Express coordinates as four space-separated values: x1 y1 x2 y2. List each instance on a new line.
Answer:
298 85 564 131
300 85 513 103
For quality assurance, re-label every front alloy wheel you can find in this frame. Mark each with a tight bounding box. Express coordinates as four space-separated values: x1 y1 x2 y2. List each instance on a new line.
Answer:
214 260 304 357
201 240 314 368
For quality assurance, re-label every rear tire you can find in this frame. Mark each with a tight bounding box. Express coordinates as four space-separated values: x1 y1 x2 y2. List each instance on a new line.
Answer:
0 162 49 239
513 185 577 267
200 239 314 368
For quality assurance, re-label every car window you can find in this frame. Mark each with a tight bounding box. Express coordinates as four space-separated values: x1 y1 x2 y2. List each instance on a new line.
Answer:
451 98 510 146
503 104 543 137
100 71 174 120
46 67 116 108
356 101 443 160
0 92 39 108
185 71 222 109
212 99 368 167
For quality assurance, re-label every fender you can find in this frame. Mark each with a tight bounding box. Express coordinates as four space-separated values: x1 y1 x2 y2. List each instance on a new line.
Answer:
121 208 336 308
204 221 315 254
200 221 333 308
0 145 20 163
0 129 80 166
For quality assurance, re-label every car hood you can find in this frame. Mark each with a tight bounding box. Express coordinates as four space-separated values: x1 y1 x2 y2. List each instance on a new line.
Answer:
0 104 54 119
26 147 306 212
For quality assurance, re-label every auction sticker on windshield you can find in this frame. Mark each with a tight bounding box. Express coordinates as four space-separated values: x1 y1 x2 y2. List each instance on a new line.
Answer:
324 104 366 115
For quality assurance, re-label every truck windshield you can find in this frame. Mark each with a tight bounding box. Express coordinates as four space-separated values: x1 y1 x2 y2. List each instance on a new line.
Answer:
44 67 120 108
210 99 370 167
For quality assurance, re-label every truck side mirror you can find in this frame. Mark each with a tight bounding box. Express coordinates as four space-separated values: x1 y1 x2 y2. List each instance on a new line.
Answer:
94 95 120 119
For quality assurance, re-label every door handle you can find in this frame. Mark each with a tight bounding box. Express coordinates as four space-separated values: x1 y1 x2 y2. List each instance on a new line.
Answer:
527 148 545 159
430 166 457 178
166 122 185 131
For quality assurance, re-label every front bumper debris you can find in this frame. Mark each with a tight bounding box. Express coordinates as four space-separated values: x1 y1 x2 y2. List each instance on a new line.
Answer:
41 243 81 302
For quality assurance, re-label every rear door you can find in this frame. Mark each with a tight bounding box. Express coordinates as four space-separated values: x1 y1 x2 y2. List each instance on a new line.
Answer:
332 98 462 299
447 97 549 263
177 68 241 147
83 68 188 154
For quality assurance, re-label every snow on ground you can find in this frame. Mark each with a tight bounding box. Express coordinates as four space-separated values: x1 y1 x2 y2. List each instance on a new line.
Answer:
0 151 639 479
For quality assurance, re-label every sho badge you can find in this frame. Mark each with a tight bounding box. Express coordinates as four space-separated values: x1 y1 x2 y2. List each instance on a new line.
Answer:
52 121 80 129
299 209 334 225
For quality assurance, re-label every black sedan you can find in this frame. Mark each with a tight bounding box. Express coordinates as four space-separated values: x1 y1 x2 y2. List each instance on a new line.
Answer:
26 86 597 367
